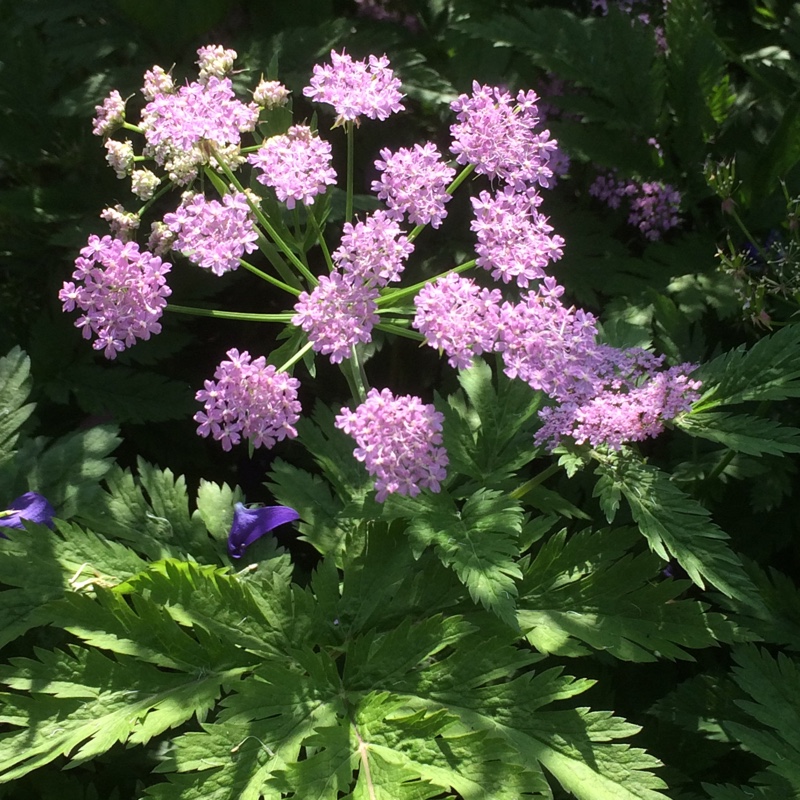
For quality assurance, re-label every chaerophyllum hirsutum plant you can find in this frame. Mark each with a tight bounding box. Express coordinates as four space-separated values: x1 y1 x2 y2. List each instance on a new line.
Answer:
4 42 800 799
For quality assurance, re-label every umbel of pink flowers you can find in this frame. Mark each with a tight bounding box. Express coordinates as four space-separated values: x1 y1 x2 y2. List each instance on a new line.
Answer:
61 45 700 503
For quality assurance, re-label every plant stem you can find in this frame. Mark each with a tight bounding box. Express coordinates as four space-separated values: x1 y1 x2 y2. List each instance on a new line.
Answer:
509 462 560 501
166 304 293 323
377 260 477 307
345 120 355 223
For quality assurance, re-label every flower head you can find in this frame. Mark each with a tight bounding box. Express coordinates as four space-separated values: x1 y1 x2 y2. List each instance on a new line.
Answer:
450 83 557 190
194 349 302 451
196 45 237 81
471 187 565 287
93 90 126 136
0 493 56 534
303 50 404 124
292 272 380 363
336 388 448 502
228 503 300 558
372 143 456 228
253 79 290 109
59 235 171 359
140 75 259 184
247 125 337 209
163 192 258 276
332 210 413 286
413 273 501 369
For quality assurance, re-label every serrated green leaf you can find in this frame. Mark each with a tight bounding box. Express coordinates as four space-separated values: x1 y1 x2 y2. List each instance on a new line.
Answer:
519 527 735 661
598 457 760 605
694 324 800 411
194 479 244 545
68 364 194 424
0 347 34 465
0 646 226 781
384 488 523 628
16 423 120 517
678 411 800 456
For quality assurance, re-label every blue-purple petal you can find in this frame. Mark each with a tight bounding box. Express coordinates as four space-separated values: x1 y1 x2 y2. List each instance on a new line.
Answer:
0 492 56 536
228 502 300 558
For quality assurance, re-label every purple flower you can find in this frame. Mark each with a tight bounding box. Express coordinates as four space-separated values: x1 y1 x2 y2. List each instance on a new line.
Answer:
196 45 237 81
450 83 557 191
140 75 259 184
372 143 456 228
59 234 172 359
228 502 300 558
332 210 413 286
292 272 380 364
194 349 302 451
628 181 681 241
247 125 337 210
163 192 258 276
335 388 448 502
92 90 126 136
413 273 502 369
471 187 565 288
0 492 56 535
303 50 405 124
536 364 701 450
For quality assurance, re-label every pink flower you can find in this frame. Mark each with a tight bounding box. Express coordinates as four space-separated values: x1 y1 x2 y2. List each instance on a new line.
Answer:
163 192 258 276
247 125 337 209
332 210 413 286
372 142 456 228
194 349 302 451
303 50 405 124
336 388 448 502
413 273 502 369
450 83 557 190
471 187 565 288
292 273 380 363
59 235 171 359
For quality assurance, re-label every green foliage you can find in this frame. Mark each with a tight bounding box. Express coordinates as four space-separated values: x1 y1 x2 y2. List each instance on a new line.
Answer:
518 526 736 661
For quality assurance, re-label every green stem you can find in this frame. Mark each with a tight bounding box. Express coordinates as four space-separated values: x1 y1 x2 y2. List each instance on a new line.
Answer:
239 259 302 296
377 259 477 307
407 163 475 244
278 340 314 373
121 121 144 134
209 152 319 287
509 462 561 501
307 208 334 273
345 120 354 224
349 344 369 403
375 321 425 342
166 304 293 323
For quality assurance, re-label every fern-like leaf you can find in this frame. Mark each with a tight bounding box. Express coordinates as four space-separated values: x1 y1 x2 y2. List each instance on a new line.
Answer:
519 527 736 661
595 457 760 605
678 411 800 456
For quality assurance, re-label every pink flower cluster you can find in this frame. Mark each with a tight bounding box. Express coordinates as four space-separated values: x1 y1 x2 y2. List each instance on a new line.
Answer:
163 192 258 276
450 83 557 190
590 170 681 240
247 125 337 209
141 75 259 184
59 235 171 359
372 143 456 228
413 274 501 369
335 388 448 502
303 50 405 124
293 211 413 363
471 188 565 287
194 349 301 451
292 273 380 364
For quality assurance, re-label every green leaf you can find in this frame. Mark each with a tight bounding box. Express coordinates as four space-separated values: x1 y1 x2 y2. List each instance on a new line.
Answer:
194 479 244 546
678 411 800 456
596 457 760 604
67 363 194 424
0 646 227 781
15 423 121 517
443 358 542 490
0 347 34 466
384 488 523 628
693 324 800 411
519 527 736 661
0 520 147 646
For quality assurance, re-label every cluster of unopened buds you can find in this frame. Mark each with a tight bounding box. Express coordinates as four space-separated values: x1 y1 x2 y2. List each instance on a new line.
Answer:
60 44 700 503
